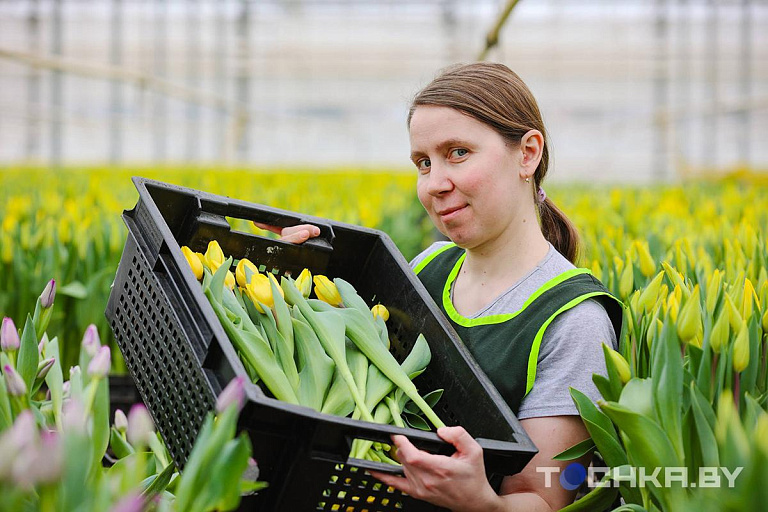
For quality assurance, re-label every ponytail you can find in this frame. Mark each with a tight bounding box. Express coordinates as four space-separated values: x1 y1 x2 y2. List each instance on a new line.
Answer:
537 197 580 265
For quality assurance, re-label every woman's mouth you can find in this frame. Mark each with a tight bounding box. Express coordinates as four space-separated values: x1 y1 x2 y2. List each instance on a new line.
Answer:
437 205 467 222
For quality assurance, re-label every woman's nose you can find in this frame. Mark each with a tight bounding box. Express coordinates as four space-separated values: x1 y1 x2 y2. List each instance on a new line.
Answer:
425 163 454 196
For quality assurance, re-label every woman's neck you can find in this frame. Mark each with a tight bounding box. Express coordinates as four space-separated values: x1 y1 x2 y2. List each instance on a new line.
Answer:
460 220 550 289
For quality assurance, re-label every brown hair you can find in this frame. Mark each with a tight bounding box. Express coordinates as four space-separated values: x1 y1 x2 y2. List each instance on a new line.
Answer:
408 62 580 264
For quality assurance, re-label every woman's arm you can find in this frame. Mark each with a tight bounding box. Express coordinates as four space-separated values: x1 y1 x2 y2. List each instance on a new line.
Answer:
370 415 592 512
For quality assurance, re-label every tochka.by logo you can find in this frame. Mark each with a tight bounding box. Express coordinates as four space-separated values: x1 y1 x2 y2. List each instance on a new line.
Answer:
537 463 743 489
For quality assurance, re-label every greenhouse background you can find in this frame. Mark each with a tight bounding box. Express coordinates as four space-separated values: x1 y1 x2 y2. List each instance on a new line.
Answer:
1 0 766 181
2 2 768 511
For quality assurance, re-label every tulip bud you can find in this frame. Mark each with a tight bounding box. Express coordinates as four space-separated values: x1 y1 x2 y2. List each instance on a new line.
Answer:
62 380 71 397
762 308 768 335
28 431 63 485
666 294 680 323
314 275 344 307
677 285 703 343
81 324 100 357
87 345 111 378
246 274 274 313
709 308 729 353
205 240 225 271
618 256 634 300
225 270 236 291
38 336 46 357
195 251 209 271
181 246 203 281
606 347 631 384
662 261 690 300
705 269 722 316
646 317 663 350
39 279 56 309
371 304 389 322
36 357 55 381
638 271 664 313
3 364 27 396
62 399 87 434
295 268 313 298
634 241 656 278
114 409 128 433
111 494 145 512
1 317 20 352
742 278 757 322
236 258 259 288
216 376 246 414
724 294 743 333
732 321 750 373
127 404 155 447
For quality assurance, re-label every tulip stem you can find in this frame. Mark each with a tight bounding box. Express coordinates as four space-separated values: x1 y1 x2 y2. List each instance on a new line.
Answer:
733 373 741 413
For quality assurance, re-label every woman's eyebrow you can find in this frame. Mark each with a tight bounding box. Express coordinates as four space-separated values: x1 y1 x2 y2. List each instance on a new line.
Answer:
410 138 468 162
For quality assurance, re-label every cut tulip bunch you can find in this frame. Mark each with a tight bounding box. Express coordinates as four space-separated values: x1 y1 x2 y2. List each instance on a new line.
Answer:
182 241 445 464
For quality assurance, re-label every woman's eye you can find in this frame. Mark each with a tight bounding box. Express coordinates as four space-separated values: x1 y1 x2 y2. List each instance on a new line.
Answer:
451 148 468 158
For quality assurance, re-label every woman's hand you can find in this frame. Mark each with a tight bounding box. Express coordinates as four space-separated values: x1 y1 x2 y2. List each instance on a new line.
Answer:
253 222 320 244
368 426 501 512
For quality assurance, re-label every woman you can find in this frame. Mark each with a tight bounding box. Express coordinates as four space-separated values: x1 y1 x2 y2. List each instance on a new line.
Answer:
259 62 623 511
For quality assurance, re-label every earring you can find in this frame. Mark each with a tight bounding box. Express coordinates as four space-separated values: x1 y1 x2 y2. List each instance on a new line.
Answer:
525 178 530 183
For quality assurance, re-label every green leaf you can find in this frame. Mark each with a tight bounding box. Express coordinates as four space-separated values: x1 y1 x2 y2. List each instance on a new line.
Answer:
601 344 623 402
558 466 626 512
0 373 12 432
553 437 596 461
619 378 655 419
651 312 684 463
690 383 719 468
592 374 614 402
109 427 135 459
16 315 39 396
141 462 177 500
570 388 620 444
600 401 681 469
58 281 88 299
403 411 431 431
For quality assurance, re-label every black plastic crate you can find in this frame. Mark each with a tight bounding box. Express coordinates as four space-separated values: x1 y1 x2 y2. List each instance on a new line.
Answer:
105 177 537 511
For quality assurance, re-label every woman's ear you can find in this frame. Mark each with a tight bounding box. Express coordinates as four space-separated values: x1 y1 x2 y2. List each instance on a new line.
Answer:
519 129 544 178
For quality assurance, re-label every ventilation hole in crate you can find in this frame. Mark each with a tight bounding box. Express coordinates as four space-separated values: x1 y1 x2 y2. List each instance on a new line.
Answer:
258 264 266 272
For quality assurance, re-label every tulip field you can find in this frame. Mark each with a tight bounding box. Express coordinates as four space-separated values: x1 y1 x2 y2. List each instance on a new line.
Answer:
1 166 768 511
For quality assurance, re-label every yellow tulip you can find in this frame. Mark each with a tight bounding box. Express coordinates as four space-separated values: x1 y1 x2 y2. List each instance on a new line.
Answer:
313 275 343 307
246 274 274 313
709 308 729 353
724 294 743 333
606 346 631 384
732 321 750 373
295 268 313 298
619 255 634 300
646 317 663 349
195 251 209 271
236 258 259 288
371 304 389 322
205 240 225 271
667 293 680 323
638 271 665 313
225 270 236 291
677 285 703 343
705 269 722 316
267 272 284 300
590 260 602 281
181 246 203 280
763 309 768 335
742 278 758 322
634 241 656 278
662 261 690 300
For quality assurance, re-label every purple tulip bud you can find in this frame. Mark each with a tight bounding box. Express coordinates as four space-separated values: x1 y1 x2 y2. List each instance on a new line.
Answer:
3 364 27 396
216 376 246 414
36 357 55 381
81 324 100 357
1 317 20 352
62 380 71 397
111 494 144 512
38 338 46 357
40 279 56 309
62 399 87 434
126 404 155 447
29 431 62 485
114 409 128 433
87 345 111 378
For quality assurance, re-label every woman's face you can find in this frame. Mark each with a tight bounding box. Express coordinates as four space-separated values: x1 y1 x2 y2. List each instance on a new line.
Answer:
409 105 530 249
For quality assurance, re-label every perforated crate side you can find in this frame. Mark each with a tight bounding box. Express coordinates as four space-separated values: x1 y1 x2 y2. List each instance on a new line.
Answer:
108 230 215 467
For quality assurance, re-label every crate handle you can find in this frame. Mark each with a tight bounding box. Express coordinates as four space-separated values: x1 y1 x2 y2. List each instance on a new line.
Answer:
199 197 336 252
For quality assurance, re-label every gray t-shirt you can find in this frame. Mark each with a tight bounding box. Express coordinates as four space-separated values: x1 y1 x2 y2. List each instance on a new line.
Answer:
411 241 617 419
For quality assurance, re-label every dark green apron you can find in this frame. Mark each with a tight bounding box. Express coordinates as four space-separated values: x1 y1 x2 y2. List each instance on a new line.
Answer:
415 243 624 415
